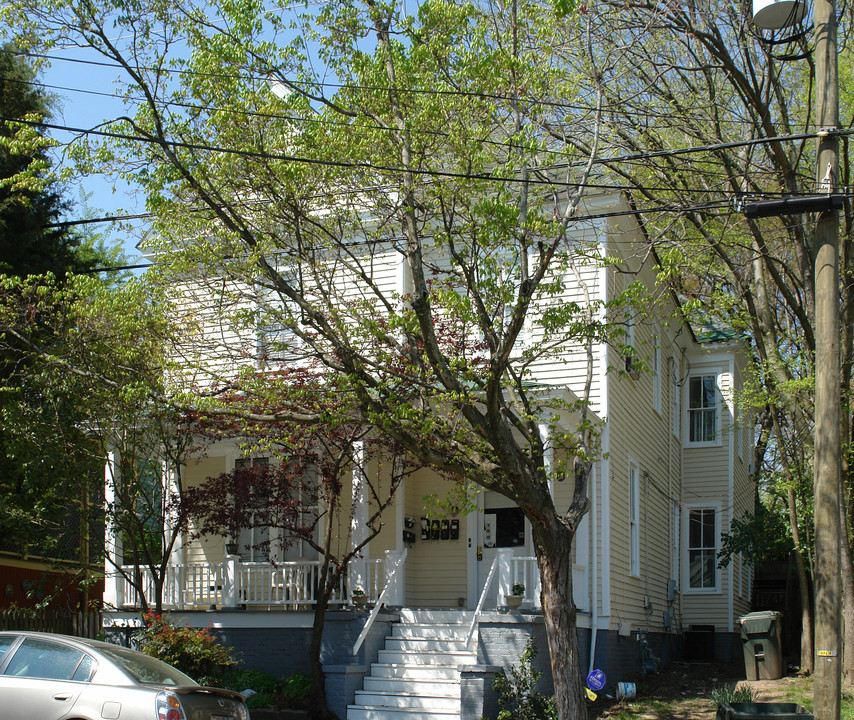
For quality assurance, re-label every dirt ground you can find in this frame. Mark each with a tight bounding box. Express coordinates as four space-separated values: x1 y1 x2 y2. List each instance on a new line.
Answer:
591 660 805 720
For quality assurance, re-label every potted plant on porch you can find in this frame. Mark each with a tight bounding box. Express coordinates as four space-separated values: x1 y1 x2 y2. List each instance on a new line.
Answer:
506 582 525 610
350 586 368 608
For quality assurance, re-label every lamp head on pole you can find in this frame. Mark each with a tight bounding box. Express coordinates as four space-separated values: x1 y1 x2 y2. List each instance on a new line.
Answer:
751 0 806 29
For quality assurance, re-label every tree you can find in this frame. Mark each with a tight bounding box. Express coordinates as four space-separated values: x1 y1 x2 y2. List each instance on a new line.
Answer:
0 46 90 277
0 49 129 598
181 369 419 718
0 273 196 613
554 0 854 679
0 1 618 715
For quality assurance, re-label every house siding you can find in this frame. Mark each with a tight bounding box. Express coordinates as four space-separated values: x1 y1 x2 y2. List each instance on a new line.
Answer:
403 469 468 607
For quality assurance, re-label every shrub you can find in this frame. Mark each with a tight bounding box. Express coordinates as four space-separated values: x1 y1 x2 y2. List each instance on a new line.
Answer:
135 611 237 685
282 673 312 703
493 637 557 720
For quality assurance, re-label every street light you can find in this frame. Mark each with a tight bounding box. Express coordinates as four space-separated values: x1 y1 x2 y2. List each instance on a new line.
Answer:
748 1 842 718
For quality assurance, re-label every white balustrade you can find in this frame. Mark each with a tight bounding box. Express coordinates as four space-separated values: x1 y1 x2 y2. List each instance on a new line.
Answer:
120 557 385 610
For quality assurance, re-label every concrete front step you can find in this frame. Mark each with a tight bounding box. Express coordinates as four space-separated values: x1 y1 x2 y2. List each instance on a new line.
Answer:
354 691 460 711
398 609 472 625
369 663 461 681
391 624 471 640
382 637 473 653
363 677 461 697
347 707 460 720
346 610 474 720
377 649 476 666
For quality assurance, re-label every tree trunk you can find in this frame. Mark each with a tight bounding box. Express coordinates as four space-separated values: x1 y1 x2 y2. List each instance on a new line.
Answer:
787 488 814 674
306 574 338 720
531 517 585 720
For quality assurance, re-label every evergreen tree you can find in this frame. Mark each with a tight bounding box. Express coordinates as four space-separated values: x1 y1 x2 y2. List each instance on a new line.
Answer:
0 46 91 277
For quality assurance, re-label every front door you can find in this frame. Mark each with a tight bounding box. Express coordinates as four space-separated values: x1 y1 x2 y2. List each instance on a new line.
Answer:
474 492 529 607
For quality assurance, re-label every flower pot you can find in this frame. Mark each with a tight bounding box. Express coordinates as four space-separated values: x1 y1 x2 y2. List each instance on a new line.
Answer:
506 594 523 610
351 594 367 608
225 543 238 555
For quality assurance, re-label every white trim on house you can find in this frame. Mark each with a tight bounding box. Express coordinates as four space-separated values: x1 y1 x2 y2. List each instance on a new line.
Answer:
728 355 735 631
629 459 640 578
597 244 611 617
652 325 662 415
685 369 723 448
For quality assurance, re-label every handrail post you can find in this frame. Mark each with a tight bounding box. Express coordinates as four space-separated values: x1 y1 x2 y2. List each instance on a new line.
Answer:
466 555 500 645
352 549 407 656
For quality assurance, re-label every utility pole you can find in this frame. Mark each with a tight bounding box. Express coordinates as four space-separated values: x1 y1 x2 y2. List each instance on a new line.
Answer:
812 0 842 714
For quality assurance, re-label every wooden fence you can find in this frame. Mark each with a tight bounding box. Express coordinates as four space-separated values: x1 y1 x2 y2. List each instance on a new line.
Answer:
0 608 102 639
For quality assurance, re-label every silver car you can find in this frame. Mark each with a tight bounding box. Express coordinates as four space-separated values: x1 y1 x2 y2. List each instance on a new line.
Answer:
0 631 250 720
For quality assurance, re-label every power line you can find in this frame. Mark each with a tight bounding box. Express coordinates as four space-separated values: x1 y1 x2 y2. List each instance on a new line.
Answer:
6 112 843 193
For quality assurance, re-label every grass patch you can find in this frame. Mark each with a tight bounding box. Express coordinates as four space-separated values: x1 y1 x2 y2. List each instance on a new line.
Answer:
781 676 854 720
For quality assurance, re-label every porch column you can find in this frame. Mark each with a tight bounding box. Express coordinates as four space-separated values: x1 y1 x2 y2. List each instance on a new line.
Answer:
103 450 124 608
538 422 555 498
496 549 514 601
384 550 405 606
350 440 369 594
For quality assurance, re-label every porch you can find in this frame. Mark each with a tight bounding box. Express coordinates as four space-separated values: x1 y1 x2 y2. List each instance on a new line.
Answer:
104 549 587 613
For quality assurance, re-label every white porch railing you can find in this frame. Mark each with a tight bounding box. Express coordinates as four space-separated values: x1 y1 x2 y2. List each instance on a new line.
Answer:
118 557 386 610
115 551 589 614
506 554 589 613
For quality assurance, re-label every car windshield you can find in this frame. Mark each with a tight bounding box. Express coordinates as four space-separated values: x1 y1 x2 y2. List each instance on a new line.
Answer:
97 646 197 686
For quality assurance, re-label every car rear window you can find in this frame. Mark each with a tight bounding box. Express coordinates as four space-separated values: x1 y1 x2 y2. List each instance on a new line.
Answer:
96 645 197 686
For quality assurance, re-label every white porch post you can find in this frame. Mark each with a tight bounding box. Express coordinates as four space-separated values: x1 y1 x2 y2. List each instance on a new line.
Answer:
496 548 514 602
350 440 369 594
103 450 124 608
222 554 239 608
538 421 555 498
384 549 405 606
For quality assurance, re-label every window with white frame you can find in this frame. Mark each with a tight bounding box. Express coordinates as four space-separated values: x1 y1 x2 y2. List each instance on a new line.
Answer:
671 358 680 440
235 457 271 562
624 307 636 373
256 268 304 365
687 507 717 590
688 373 719 444
671 501 680 589
629 464 640 577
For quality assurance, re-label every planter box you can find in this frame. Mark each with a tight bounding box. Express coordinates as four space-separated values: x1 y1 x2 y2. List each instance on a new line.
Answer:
717 703 813 720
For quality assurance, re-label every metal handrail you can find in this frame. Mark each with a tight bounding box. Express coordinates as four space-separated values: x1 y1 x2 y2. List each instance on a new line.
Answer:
352 549 407 655
466 554 499 645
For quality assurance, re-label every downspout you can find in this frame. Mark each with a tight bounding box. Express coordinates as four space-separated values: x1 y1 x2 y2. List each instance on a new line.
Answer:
589 228 609 675
588 460 599 675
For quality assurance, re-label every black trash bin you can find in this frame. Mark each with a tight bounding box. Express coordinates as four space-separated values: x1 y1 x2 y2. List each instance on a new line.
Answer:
739 611 783 680
716 703 812 720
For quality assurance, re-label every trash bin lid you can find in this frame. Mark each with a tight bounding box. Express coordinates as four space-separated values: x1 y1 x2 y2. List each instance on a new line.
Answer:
739 611 781 635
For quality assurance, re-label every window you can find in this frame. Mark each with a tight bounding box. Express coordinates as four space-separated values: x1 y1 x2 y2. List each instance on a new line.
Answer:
629 465 640 577
256 270 304 365
624 307 636 373
671 358 680 440
4 638 94 681
687 508 717 590
688 374 718 443
235 457 271 562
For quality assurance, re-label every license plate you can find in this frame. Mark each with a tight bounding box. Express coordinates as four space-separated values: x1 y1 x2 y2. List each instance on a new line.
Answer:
211 716 233 720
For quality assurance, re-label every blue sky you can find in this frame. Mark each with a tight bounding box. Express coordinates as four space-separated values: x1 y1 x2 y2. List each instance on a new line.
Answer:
41 48 147 264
